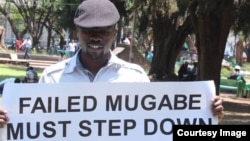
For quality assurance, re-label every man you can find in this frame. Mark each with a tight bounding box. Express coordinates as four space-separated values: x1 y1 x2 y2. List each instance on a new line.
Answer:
68 39 77 57
21 37 32 59
23 69 39 83
39 0 149 83
228 65 246 83
0 0 223 128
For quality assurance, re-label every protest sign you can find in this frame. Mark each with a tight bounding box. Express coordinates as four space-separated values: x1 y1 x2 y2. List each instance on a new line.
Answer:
0 81 217 141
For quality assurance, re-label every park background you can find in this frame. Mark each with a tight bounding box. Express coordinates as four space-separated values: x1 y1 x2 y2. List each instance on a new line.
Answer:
0 0 249 124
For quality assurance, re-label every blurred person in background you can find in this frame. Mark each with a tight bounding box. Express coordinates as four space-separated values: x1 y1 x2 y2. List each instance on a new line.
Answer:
23 69 39 83
228 65 246 83
15 38 23 53
21 37 32 59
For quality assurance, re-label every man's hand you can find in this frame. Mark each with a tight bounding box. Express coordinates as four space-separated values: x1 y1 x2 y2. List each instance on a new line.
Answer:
0 108 8 128
211 96 224 121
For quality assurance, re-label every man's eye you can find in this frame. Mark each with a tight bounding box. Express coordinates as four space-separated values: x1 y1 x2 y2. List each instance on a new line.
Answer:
81 30 112 35
81 30 90 34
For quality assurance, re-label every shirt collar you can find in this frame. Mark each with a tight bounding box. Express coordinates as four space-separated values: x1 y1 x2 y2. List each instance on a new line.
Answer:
63 50 123 74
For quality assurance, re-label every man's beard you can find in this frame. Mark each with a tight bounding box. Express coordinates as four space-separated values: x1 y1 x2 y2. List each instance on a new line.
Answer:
86 49 105 59
85 41 105 59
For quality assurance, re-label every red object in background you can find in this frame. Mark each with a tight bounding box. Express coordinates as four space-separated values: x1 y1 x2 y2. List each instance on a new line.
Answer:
128 35 132 42
242 52 247 62
15 39 23 52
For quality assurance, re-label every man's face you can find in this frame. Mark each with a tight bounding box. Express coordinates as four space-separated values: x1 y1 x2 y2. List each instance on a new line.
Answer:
76 26 116 59
26 78 37 83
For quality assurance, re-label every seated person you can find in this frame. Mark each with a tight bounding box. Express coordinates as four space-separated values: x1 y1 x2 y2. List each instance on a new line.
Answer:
23 70 39 83
228 65 246 83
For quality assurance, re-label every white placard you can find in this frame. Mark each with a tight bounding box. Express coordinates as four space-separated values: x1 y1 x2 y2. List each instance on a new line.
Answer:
0 81 218 141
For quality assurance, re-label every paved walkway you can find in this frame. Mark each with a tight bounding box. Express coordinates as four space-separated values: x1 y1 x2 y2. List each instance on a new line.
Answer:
0 57 59 69
0 47 129 70
0 52 61 69
219 92 250 125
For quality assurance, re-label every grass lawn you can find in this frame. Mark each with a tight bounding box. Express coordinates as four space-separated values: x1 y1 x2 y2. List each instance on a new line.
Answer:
0 64 43 82
1 61 250 82
0 64 43 106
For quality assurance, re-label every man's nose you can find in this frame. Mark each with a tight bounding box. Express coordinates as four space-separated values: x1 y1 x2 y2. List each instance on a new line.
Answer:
89 32 102 41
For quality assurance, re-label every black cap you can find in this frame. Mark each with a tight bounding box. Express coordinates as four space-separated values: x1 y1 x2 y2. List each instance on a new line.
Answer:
74 0 120 28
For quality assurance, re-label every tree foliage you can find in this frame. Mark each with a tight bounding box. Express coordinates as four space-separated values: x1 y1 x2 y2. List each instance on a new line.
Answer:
58 0 80 31
3 0 60 50
135 0 193 80
232 0 250 37
0 1 28 40
133 0 236 94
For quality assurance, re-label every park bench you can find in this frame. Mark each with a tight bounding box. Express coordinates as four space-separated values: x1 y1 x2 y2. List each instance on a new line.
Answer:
0 53 58 69
219 77 250 98
0 53 27 65
219 78 240 93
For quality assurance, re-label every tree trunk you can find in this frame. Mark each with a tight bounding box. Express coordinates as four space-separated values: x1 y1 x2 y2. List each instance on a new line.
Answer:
149 13 192 81
190 0 234 95
236 40 243 66
7 16 27 41
149 17 170 80
0 26 5 48
47 29 52 53
31 36 40 52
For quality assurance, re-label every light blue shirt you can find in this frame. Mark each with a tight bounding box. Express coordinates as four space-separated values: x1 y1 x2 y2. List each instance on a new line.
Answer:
0 78 16 84
39 51 150 83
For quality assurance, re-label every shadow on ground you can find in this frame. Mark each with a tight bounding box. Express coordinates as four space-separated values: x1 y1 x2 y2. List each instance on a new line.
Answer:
219 93 250 125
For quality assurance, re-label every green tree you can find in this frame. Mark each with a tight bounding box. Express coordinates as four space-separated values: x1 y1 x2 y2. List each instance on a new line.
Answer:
41 0 65 52
0 2 28 41
58 0 80 36
231 1 250 62
137 0 193 80
136 0 235 94
3 0 60 51
232 1 250 37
